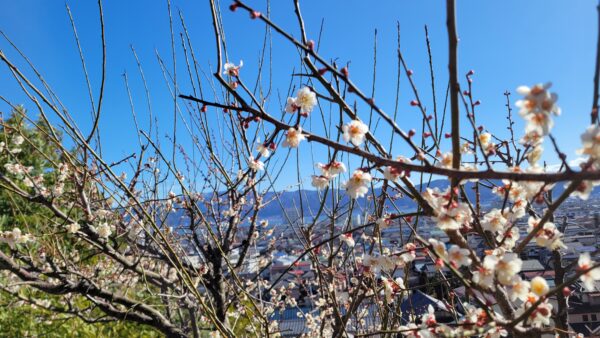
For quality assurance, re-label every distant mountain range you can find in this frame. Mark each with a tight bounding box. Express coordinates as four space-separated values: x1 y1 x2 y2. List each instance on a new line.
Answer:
172 179 599 225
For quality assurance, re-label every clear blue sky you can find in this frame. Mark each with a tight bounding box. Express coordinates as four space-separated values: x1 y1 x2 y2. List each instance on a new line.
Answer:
1 1 598 189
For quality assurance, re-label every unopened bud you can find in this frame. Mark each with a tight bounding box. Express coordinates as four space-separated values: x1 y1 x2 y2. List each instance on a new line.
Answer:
229 2 239 11
467 70 474 76
406 69 413 76
318 68 328 75
410 100 419 106
306 40 315 51
341 66 349 77
408 129 416 137
474 100 481 106
250 11 261 19
444 133 451 138
424 132 432 138
201 105 208 113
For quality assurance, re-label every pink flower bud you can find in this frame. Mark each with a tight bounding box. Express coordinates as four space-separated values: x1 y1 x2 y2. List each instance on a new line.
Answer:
408 129 416 137
406 69 413 76
444 133 451 138
424 132 432 138
307 40 315 51
410 100 419 106
474 100 481 106
250 11 261 19
467 70 474 76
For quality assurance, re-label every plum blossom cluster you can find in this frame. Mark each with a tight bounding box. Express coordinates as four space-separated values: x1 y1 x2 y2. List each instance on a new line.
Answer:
285 86 318 116
311 160 346 189
0 227 33 249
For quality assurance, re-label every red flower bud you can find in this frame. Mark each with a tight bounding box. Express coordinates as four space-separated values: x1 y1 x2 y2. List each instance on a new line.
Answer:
268 142 276 150
229 3 239 11
341 66 349 77
467 70 474 76
406 69 413 76
348 86 355 93
424 132 432 138
445 133 452 138
367 98 375 106
253 116 261 122
427 115 433 120
562 287 571 297
201 105 208 113
477 125 484 132
463 90 470 95
410 100 419 106
318 68 328 75
250 11 261 19
408 129 416 137
474 100 481 106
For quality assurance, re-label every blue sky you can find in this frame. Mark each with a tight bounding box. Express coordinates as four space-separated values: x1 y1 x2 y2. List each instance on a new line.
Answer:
0 1 598 189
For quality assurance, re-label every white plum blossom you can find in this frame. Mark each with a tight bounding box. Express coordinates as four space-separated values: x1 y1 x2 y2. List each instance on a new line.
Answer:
436 152 453 169
472 254 498 289
495 253 522 286
448 245 472 268
481 208 508 233
223 60 243 76
0 228 32 249
12 135 24 146
516 83 560 118
527 217 566 250
295 87 317 114
67 223 81 234
315 161 346 177
311 175 329 189
509 276 530 302
282 127 306 148
383 156 411 182
256 140 270 158
284 97 298 113
96 223 113 239
530 276 549 296
570 180 597 200
422 187 473 230
248 156 265 171
428 238 447 258
579 124 600 161
340 233 355 247
478 132 491 148
342 120 369 146
530 300 553 327
578 252 600 291
343 170 371 199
